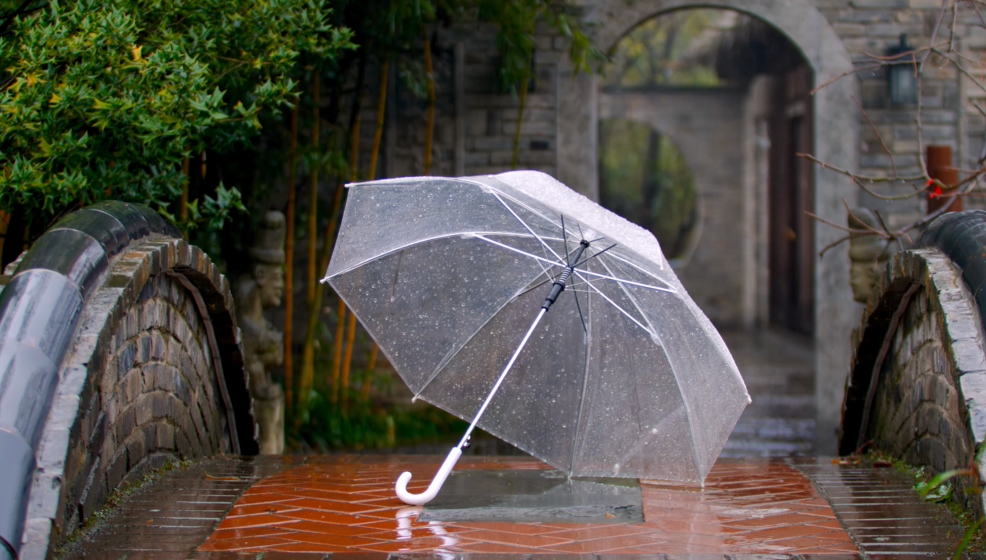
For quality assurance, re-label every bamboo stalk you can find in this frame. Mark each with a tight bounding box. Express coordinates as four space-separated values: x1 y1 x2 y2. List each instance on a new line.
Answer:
337 63 365 406
307 74 321 304
511 74 530 170
361 59 389 404
299 53 366 415
297 73 321 416
284 98 300 413
340 311 357 405
361 344 378 403
369 59 388 180
423 27 435 175
331 298 346 403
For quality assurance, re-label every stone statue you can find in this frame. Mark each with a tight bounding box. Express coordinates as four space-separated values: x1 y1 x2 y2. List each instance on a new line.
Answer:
848 207 893 304
235 211 286 454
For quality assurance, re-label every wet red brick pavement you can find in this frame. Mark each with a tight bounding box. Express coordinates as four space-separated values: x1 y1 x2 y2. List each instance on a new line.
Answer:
61 454 979 559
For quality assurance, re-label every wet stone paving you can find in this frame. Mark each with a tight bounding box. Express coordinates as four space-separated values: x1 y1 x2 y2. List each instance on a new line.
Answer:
720 330 816 459
58 330 980 558
62 454 978 559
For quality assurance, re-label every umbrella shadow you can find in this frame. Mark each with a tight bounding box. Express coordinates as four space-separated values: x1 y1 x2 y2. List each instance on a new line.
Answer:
419 469 644 523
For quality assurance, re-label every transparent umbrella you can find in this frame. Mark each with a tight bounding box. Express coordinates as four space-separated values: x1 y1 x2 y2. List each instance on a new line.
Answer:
324 171 750 505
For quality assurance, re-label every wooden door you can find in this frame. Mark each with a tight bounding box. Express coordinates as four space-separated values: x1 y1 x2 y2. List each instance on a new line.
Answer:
768 65 815 335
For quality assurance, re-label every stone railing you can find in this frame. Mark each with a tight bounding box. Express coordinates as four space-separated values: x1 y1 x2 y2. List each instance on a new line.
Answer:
841 210 986 523
0 202 257 560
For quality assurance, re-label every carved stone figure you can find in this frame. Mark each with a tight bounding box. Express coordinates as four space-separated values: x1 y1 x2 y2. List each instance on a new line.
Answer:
848 207 892 304
235 211 287 454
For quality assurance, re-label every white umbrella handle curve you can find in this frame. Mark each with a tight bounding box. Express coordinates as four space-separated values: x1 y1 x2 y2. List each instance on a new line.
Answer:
395 447 463 505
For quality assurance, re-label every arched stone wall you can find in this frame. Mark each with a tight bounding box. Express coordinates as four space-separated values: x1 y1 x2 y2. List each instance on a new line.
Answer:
556 0 861 451
842 212 986 526
0 202 256 560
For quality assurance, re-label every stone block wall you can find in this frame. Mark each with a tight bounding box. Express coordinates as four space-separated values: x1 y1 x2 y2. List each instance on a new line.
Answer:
350 21 571 186
814 1 962 220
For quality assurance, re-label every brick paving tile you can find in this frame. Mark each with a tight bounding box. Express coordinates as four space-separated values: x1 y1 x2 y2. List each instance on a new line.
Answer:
194 456 868 555
64 454 984 558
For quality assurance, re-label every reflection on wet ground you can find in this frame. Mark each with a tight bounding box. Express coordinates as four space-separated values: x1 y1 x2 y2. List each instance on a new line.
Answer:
63 456 975 557
191 456 856 555
721 329 815 458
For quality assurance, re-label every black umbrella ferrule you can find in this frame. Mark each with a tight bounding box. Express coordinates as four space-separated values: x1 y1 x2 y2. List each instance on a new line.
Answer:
542 240 590 311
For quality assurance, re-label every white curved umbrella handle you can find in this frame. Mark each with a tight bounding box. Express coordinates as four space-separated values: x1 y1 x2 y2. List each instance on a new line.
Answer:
395 447 462 505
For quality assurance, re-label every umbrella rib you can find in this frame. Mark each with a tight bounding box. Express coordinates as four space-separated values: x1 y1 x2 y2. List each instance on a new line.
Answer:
600 250 670 282
595 256 705 480
488 190 567 264
568 262 594 475
572 243 618 269
571 271 651 335
468 234 566 270
324 231 566 281
572 283 588 334
411 266 551 401
574 267 677 293
488 184 671 282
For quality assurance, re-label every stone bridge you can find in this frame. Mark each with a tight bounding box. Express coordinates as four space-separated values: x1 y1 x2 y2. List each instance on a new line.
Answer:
6 205 986 557
0 202 257 559
840 210 986 528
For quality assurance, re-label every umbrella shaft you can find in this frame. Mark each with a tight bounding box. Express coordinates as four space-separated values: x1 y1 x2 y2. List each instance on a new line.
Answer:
458 307 547 449
542 241 589 311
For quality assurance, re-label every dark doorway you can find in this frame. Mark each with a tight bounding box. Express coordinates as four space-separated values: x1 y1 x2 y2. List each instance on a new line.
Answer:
768 65 815 335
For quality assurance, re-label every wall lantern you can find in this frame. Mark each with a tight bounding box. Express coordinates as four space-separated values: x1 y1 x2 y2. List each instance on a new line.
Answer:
887 34 917 107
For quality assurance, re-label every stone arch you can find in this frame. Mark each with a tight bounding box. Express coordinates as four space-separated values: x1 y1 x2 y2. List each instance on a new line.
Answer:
558 0 861 449
0 202 257 559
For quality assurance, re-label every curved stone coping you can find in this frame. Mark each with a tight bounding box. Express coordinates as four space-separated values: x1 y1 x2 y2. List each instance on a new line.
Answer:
0 202 254 559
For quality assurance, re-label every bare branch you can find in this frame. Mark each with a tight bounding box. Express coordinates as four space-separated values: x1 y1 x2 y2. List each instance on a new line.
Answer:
872 209 904 252
949 0 958 55
853 96 897 177
797 153 924 183
810 63 883 95
923 0 951 67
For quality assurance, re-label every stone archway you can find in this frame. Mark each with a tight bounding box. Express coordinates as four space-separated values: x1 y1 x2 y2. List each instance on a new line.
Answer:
557 0 860 452
0 202 258 559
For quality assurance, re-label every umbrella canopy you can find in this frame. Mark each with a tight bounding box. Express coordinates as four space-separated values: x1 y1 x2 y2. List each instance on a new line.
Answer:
324 171 749 493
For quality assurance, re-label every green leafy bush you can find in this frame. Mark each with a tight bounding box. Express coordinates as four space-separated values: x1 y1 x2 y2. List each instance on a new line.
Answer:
0 0 352 228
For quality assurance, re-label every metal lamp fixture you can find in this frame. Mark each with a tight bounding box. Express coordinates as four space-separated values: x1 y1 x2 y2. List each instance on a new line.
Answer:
887 34 917 107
